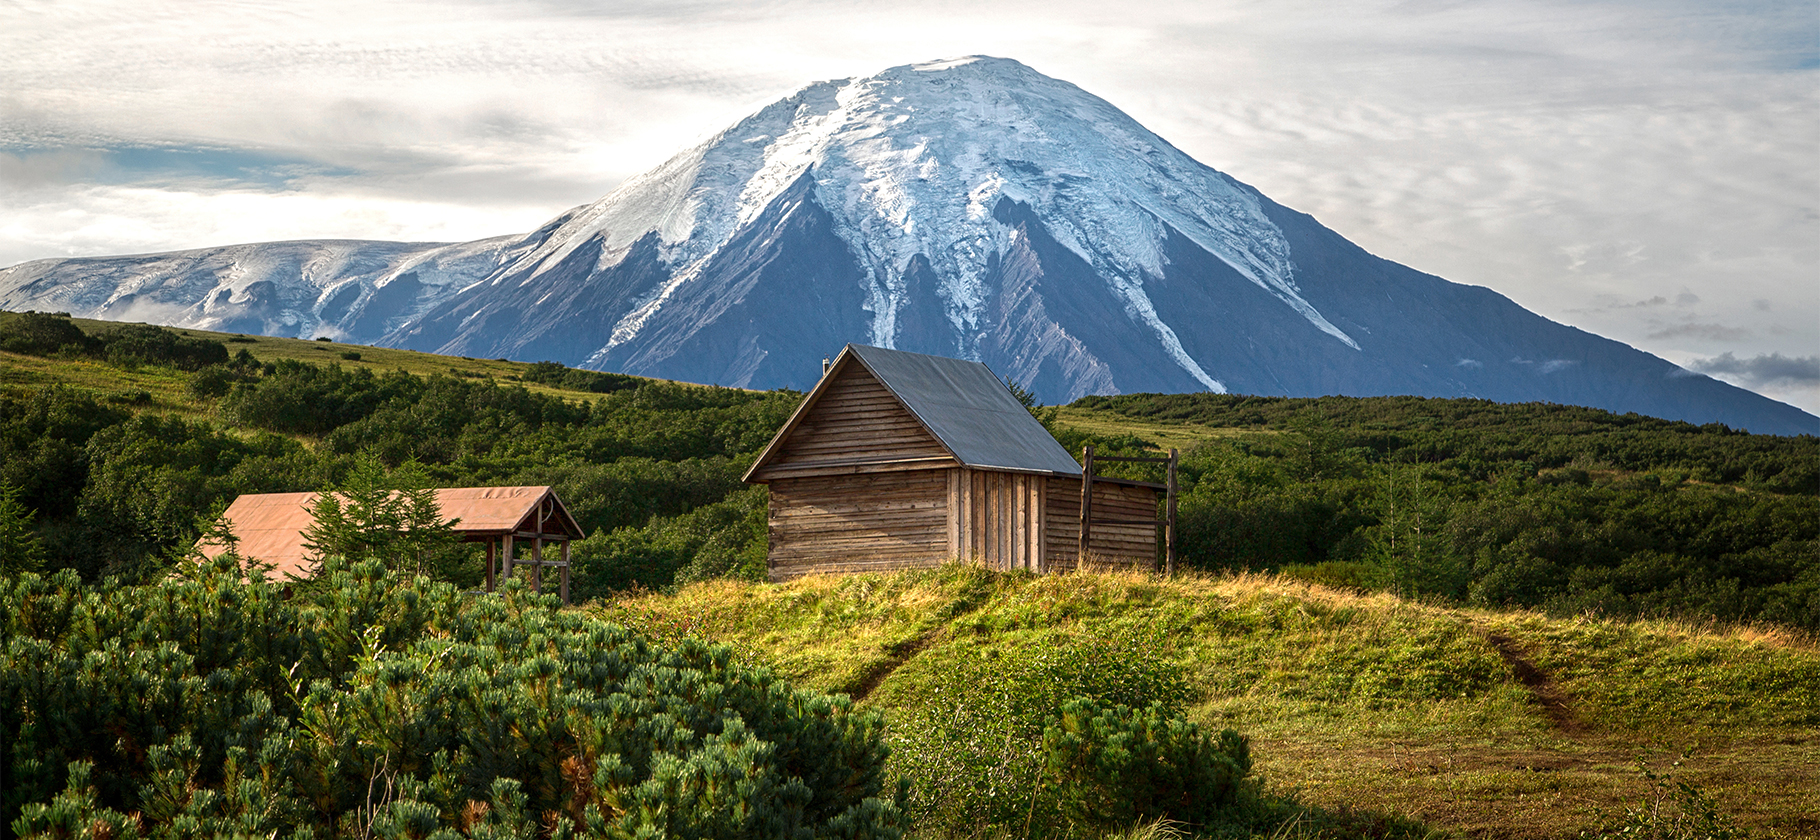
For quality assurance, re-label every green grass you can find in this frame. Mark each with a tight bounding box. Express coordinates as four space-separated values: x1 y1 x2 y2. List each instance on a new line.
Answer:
597 566 1820 839
1047 404 1264 453
0 347 199 414
0 316 705 413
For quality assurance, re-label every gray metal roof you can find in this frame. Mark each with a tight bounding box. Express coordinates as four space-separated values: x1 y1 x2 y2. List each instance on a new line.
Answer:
846 344 1084 475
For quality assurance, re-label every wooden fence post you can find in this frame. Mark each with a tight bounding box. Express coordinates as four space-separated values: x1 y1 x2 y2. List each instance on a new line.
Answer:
1078 444 1094 566
1166 448 1178 576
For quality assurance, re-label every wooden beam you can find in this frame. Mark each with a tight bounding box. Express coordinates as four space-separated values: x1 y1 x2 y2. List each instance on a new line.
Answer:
756 455 958 474
485 538 496 592
532 504 544 595
1079 444 1094 564
560 540 571 607
1166 448 1178 576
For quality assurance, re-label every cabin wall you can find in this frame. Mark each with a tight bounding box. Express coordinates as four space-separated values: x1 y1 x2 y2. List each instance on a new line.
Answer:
1044 477 1159 571
950 468 1046 572
761 363 953 476
767 469 951 580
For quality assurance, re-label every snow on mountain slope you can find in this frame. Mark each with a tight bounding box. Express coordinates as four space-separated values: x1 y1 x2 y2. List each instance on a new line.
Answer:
2 56 1814 435
0 235 524 341
499 56 1354 391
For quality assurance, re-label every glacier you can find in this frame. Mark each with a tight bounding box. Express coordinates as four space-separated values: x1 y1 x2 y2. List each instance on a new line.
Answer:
515 56 1356 385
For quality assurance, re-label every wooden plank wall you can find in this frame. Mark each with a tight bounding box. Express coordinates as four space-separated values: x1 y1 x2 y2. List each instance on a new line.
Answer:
759 363 953 475
950 468 1046 572
1044 476 1158 571
767 470 951 580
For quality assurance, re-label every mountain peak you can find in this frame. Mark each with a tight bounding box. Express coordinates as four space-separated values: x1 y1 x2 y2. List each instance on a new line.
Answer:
5 58 1814 435
521 57 1350 381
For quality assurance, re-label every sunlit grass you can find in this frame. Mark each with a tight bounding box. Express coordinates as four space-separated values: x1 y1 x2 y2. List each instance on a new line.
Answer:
0 317 722 414
596 565 1820 839
1047 405 1264 453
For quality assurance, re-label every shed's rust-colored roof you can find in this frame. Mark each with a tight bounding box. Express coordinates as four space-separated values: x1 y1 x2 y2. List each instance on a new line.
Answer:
200 486 583 581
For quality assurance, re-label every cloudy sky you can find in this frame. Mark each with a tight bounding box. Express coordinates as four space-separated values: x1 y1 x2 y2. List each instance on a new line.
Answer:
4 0 1816 413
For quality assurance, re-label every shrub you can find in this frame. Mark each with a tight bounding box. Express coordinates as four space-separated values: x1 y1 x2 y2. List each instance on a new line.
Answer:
187 365 238 400
885 629 1194 835
96 323 229 370
0 556 908 838
1043 698 1253 830
0 312 93 356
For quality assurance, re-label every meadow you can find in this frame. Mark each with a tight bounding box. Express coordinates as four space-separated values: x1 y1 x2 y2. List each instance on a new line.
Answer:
604 565 1817 838
2 311 1815 838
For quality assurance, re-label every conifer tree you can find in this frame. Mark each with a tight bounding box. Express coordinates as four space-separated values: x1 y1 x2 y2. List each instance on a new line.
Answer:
0 480 45 575
301 454 459 578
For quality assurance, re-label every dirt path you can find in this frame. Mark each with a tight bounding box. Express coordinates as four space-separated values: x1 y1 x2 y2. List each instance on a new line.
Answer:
1484 630 1588 735
845 627 945 702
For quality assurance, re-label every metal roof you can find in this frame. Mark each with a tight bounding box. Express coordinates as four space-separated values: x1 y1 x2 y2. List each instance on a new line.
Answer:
746 344 1084 478
199 485 582 580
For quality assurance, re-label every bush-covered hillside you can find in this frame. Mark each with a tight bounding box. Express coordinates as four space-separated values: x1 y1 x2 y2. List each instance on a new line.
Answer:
0 313 796 592
1 312 1816 631
1059 394 1819 631
4 313 1818 838
0 557 906 839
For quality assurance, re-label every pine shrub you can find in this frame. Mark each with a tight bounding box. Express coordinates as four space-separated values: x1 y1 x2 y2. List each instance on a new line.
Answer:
0 555 906 839
884 629 1197 836
1042 698 1253 830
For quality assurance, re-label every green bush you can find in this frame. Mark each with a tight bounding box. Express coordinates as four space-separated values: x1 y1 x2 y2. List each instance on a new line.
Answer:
1043 698 1253 830
1139 394 1820 632
96 324 229 371
884 630 1193 836
0 312 92 357
0 556 907 839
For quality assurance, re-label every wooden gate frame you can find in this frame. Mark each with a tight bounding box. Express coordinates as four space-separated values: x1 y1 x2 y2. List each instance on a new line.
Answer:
1078 445 1179 574
481 494 573 605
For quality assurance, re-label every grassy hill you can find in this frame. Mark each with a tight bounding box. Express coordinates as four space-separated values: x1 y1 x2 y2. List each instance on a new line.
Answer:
3 311 1818 836
0 314 673 413
601 565 1818 838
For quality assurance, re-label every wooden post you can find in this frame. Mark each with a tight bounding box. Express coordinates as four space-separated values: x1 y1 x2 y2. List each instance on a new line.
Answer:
1166 448 1179 576
502 534 514 582
485 538 496 592
532 502 544 595
1078 444 1094 566
560 540 571 607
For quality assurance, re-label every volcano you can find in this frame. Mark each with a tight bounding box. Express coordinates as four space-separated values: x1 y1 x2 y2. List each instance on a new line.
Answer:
3 56 1813 435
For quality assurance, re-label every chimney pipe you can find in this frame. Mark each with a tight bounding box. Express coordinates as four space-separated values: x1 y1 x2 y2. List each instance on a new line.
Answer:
822 358 831 376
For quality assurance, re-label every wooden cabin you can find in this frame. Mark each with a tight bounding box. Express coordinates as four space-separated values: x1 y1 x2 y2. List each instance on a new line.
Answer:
200 486 585 604
743 344 1165 580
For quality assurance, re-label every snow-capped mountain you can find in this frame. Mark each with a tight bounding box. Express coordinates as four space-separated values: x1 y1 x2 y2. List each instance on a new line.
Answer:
3 56 1814 435
0 236 522 343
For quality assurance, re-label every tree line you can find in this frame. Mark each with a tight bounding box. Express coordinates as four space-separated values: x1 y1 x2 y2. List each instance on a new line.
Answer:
1068 393 1819 631
2 312 1814 631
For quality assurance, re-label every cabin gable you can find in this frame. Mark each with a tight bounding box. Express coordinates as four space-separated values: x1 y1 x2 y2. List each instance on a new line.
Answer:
748 358 959 480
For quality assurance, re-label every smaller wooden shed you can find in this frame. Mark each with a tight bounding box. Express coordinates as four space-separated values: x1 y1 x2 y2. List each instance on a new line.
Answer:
201 485 585 604
744 344 1165 580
